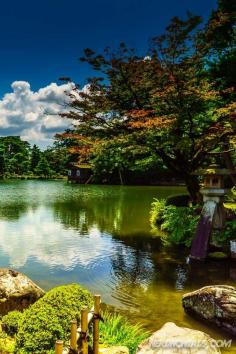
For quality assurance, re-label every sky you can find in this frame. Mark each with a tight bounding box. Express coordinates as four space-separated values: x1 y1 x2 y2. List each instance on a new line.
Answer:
0 0 217 148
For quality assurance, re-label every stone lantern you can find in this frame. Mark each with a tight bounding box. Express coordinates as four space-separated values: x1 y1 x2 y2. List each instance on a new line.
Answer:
199 164 232 229
190 164 236 261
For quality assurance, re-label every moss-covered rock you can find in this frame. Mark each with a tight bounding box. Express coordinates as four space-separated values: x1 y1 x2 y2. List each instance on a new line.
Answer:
208 251 228 260
183 285 236 336
15 284 93 354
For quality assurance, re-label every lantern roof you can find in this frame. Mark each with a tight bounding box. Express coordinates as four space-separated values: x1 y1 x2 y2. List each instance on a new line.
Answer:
193 164 236 176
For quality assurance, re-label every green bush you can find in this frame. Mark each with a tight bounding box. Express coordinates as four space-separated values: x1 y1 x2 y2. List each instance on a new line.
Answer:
99 311 149 354
150 199 167 226
15 284 93 354
213 218 236 245
160 205 200 247
2 311 23 336
150 198 200 246
166 194 190 207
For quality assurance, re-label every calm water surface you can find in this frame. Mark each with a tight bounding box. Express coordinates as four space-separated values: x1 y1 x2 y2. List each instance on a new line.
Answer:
0 180 235 352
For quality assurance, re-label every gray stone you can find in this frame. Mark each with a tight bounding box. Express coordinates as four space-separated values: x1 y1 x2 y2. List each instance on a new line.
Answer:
183 285 236 336
0 268 44 315
99 346 129 354
136 322 220 353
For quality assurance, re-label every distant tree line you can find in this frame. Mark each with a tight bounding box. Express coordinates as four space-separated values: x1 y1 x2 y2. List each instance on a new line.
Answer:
0 136 68 178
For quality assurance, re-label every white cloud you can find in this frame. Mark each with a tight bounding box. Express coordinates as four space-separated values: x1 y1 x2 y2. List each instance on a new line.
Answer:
0 81 74 148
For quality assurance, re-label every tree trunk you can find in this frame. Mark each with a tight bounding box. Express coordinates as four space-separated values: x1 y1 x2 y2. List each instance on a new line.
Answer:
184 174 201 204
118 169 124 185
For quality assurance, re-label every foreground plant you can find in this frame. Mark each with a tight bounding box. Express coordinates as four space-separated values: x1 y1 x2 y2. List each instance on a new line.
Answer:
99 311 149 354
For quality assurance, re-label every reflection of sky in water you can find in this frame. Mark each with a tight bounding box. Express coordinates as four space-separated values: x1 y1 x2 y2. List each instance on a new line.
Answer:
0 200 155 306
0 206 116 270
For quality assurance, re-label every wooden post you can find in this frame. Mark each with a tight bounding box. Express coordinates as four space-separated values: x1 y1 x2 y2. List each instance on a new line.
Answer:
55 340 63 354
81 307 88 354
93 295 101 354
70 320 77 351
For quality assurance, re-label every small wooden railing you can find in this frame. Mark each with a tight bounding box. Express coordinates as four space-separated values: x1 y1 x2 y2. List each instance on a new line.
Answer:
55 294 101 354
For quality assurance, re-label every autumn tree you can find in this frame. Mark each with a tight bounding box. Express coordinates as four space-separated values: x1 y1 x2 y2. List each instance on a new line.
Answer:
59 13 235 202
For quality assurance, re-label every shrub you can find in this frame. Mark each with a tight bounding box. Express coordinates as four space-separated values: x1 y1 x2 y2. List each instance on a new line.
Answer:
99 311 149 354
150 199 167 227
160 205 200 247
15 284 93 354
2 311 23 336
150 198 200 246
213 218 236 245
0 331 15 353
166 194 190 207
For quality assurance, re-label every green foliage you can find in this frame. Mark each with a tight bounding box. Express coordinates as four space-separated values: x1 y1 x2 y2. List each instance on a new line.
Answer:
15 284 93 354
214 218 236 245
34 156 53 178
0 136 68 179
160 205 200 247
166 194 190 207
99 311 149 354
150 199 167 227
0 331 15 353
2 311 23 336
30 144 41 172
150 199 200 246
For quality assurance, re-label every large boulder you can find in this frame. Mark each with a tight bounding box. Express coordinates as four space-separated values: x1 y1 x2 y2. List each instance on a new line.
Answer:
136 322 220 354
0 269 44 315
183 285 236 336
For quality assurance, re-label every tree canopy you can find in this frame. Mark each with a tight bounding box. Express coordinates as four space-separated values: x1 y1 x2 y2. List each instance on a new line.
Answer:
58 2 235 201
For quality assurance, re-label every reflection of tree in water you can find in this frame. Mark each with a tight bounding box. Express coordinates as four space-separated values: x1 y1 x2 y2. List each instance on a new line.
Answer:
0 201 28 221
52 187 151 237
53 200 96 235
109 243 155 308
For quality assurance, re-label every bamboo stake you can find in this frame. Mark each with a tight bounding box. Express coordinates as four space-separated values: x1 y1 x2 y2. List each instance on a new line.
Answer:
70 320 77 351
81 307 89 354
55 340 63 354
93 295 101 354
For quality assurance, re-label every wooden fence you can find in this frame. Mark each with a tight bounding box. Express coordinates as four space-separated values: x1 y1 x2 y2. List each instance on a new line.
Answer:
55 294 101 354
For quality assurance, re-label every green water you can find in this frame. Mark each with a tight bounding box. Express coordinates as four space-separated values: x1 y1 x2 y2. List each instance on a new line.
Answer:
0 180 235 351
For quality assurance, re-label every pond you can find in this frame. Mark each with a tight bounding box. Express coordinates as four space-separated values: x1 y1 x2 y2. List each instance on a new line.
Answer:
0 180 235 352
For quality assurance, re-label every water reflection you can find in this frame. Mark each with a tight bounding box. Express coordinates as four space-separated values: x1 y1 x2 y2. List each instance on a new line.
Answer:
0 181 236 347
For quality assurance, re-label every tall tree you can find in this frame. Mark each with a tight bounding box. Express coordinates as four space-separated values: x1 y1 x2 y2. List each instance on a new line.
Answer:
30 144 41 172
59 14 235 202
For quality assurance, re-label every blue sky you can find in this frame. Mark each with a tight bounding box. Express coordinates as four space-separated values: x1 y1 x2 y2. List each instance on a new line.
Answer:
0 0 217 147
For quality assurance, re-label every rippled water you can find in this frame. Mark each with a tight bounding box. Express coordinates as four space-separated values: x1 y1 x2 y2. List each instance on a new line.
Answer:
0 180 235 352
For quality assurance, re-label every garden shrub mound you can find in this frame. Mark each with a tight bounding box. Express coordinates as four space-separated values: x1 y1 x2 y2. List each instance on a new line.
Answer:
2 310 23 336
15 284 93 354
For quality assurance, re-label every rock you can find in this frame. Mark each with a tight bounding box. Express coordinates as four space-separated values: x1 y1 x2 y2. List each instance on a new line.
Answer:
183 285 236 336
136 322 220 354
0 269 44 315
99 346 129 354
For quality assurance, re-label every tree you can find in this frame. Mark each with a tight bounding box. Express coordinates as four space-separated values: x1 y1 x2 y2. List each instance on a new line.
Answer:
0 149 6 177
59 14 235 202
43 142 69 176
35 156 52 178
30 144 41 172
0 136 31 175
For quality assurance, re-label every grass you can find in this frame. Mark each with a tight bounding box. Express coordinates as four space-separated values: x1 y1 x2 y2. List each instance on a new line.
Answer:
99 311 149 354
